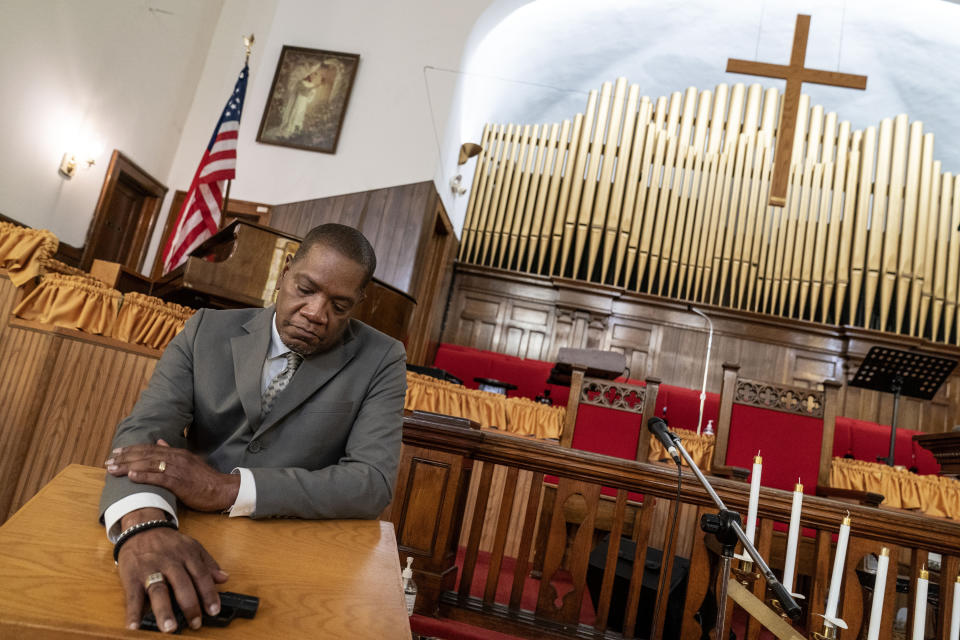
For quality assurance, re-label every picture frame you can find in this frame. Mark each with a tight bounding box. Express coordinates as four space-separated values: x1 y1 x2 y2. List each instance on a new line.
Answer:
256 45 360 154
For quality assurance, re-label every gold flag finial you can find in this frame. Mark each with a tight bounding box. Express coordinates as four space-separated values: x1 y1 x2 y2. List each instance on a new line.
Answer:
243 34 255 63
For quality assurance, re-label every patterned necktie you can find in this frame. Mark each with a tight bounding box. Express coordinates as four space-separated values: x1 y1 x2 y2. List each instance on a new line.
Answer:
262 351 303 416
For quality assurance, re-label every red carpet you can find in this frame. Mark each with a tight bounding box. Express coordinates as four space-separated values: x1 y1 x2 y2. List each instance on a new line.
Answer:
409 547 596 639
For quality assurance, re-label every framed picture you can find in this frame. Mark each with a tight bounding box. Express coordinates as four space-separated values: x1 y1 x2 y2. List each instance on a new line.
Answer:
256 46 360 154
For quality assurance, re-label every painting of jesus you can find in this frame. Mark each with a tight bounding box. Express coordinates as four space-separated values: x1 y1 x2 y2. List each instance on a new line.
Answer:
256 46 360 154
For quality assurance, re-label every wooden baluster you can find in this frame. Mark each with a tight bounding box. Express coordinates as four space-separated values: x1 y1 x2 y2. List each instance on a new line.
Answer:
839 536 873 640
483 465 519 604
622 496 658 639
680 506 714 640
652 497 684 640
937 555 960 640
807 529 831 630
459 461 495 600
741 518 774 640
593 489 629 633
508 471 544 610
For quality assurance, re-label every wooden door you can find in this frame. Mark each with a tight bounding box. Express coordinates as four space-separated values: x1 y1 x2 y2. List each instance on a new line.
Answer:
82 150 167 272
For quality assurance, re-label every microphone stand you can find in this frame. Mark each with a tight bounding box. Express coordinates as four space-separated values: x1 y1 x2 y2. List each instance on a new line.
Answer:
666 431 801 635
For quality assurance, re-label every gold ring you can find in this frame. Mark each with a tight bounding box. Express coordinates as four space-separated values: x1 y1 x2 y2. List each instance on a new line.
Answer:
144 572 165 590
158 460 166 473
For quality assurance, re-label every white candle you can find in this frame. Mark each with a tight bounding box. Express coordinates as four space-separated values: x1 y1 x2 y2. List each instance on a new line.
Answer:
950 575 960 640
781 480 803 593
866 547 890 640
824 514 851 628
745 453 762 545
913 568 929 640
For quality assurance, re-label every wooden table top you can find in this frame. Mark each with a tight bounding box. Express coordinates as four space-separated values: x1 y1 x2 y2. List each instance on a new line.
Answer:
0 465 411 639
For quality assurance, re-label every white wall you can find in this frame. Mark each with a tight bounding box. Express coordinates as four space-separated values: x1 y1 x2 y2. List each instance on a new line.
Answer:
145 0 494 272
0 0 224 247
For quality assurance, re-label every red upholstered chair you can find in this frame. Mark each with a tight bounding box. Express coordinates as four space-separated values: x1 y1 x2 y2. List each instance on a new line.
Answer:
711 363 882 506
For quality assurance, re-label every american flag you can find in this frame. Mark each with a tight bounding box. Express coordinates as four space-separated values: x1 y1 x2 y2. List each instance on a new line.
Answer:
161 64 248 274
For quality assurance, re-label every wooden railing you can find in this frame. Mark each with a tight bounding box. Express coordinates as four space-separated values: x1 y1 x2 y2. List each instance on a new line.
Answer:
393 410 960 640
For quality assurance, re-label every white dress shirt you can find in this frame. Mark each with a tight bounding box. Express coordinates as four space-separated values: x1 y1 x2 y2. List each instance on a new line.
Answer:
104 313 290 540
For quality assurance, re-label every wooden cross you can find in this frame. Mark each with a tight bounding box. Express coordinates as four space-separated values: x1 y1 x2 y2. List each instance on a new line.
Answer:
727 14 867 207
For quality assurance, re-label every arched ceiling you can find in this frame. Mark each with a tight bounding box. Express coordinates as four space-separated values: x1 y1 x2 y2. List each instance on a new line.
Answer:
456 0 960 175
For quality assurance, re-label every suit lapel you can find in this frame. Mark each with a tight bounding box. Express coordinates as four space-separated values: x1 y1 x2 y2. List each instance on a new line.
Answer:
252 321 361 440
231 308 274 429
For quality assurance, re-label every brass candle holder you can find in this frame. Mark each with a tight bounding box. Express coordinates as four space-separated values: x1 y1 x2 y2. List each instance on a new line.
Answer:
731 557 761 587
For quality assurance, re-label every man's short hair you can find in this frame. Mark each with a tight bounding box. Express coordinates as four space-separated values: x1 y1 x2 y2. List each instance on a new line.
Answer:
292 223 377 287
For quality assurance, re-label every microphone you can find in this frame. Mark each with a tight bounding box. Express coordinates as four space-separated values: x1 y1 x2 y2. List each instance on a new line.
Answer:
648 417 681 466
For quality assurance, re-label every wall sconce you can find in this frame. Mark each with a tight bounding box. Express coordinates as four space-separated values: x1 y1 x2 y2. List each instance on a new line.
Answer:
458 142 482 165
58 152 96 179
449 174 467 195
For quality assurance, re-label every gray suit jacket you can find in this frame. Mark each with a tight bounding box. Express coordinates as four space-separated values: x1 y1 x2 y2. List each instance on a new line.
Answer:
98 306 407 520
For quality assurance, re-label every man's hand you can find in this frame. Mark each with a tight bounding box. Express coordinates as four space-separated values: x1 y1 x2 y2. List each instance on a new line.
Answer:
106 440 240 512
117 508 228 633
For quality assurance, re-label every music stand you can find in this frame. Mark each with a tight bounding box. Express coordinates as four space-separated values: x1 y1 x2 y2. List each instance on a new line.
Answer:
849 347 957 466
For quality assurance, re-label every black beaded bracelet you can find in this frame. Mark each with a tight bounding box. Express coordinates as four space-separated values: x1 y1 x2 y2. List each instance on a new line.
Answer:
113 519 178 564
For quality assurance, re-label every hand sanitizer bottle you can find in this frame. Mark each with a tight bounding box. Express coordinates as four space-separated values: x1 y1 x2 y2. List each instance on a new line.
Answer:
402 556 417 615
704 419 714 436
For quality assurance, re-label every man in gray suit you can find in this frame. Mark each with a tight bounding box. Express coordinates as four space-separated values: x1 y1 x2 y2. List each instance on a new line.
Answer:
99 223 406 633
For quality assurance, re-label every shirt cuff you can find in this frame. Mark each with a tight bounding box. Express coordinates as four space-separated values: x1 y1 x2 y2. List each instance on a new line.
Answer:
228 467 257 517
103 493 178 542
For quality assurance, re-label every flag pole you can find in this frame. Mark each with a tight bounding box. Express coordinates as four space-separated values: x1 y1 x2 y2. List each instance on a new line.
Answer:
222 33 254 226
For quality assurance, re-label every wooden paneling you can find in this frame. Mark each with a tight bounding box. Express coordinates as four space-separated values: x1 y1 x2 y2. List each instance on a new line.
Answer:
443 264 960 432
0 275 158 522
270 181 458 366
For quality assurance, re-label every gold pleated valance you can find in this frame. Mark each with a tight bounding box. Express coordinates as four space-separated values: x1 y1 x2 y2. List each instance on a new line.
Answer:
830 457 960 520
647 427 715 470
114 292 194 350
13 272 120 335
405 372 564 439
0 222 58 287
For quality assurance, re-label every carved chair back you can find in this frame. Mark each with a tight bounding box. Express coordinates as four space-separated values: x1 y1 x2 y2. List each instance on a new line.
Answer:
711 363 840 494
559 365 660 464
